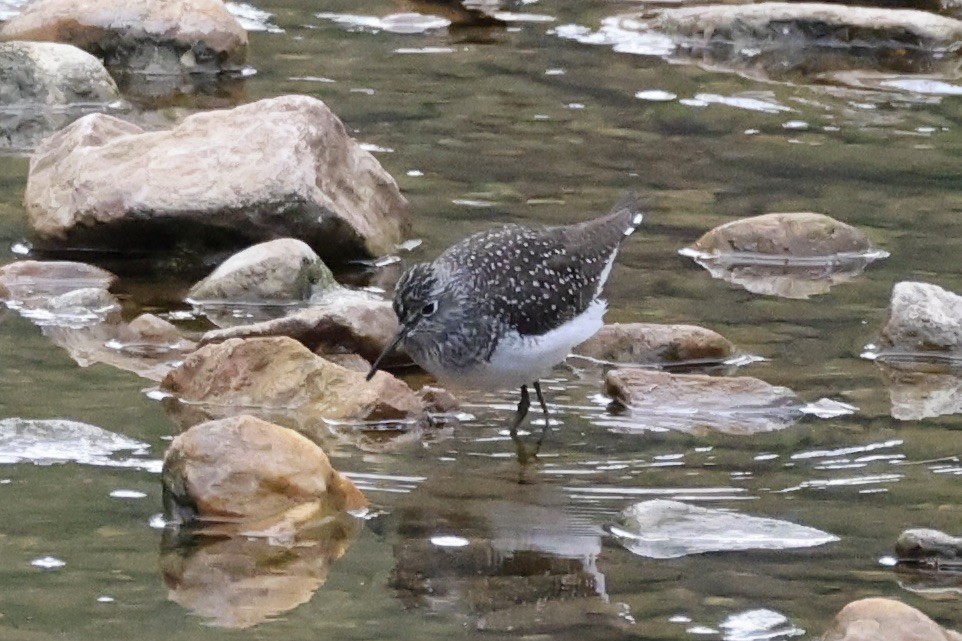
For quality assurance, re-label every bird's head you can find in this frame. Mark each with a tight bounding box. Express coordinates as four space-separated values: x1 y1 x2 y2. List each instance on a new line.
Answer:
365 261 461 380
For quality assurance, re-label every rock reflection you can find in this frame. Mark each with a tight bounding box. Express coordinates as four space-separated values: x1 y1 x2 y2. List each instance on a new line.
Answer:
388 469 630 635
679 249 887 299
160 511 361 628
878 365 962 420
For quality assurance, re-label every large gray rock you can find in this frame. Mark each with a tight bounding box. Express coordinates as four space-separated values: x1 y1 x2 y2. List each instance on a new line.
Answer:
187 238 336 303
24 95 411 263
822 598 962 641
882 281 962 353
896 528 962 566
0 0 247 74
0 41 118 105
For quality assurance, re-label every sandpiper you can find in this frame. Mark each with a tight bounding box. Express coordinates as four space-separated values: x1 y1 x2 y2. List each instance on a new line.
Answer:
367 194 644 455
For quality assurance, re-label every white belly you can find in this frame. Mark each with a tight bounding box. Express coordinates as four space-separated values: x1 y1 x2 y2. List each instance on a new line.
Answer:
423 300 606 391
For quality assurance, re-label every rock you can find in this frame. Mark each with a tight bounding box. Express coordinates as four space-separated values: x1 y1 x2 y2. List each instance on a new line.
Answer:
160 337 424 426
680 213 886 298
687 212 874 257
418 385 460 414
652 3 962 75
200 291 405 364
574 322 734 364
0 417 156 470
611 499 838 559
160 512 360 628
44 287 121 323
162 414 367 529
822 598 962 641
24 95 411 264
879 367 962 420
0 0 247 74
0 41 119 105
896 528 962 565
43 313 197 381
603 369 801 434
0 260 116 301
187 238 336 303
0 41 120 149
881 282 962 354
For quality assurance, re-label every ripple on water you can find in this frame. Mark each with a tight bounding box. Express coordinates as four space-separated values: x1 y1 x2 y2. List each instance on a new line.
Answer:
719 608 805 641
316 12 450 35
225 2 283 33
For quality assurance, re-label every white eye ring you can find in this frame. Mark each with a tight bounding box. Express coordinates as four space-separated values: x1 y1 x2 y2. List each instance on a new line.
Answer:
421 301 438 317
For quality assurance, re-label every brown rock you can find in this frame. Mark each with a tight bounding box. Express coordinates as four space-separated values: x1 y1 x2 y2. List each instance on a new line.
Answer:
822 597 962 641
200 291 404 364
160 336 424 424
604 369 800 434
574 322 734 364
24 95 411 263
0 0 247 73
418 385 460 414
688 212 873 257
162 414 367 528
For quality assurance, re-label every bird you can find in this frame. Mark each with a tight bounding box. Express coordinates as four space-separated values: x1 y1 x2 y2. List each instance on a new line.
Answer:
366 194 644 459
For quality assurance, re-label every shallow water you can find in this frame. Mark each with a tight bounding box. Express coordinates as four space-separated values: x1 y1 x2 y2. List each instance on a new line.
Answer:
1 0 962 639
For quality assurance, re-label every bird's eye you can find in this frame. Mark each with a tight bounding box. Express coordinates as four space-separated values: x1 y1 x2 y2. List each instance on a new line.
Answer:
421 301 438 317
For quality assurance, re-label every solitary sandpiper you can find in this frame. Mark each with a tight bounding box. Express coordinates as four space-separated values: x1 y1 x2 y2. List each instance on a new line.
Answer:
367 194 644 458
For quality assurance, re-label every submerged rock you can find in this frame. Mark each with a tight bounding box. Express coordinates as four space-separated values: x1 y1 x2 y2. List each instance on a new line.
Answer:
610 499 838 558
187 238 336 304
603 369 802 434
161 512 361 628
680 212 886 298
896 528 962 567
0 417 156 470
160 337 424 426
822 598 962 641
24 95 411 264
0 0 247 74
0 260 116 301
881 281 962 356
654 3 962 75
44 313 197 381
162 414 367 529
573 322 734 364
199 291 404 364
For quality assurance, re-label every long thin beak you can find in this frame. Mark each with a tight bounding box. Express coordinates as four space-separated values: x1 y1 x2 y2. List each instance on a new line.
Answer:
365 327 409 381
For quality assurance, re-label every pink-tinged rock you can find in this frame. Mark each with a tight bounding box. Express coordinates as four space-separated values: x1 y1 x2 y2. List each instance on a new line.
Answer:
24 95 411 263
0 0 247 73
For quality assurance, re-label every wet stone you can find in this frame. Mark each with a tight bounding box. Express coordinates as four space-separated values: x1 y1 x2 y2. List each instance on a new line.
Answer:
161 414 368 528
0 0 248 74
603 369 802 434
610 499 839 559
881 281 962 357
822 598 962 641
896 528 962 565
199 290 406 365
680 212 886 298
24 95 411 265
574 322 735 364
187 238 337 304
0 260 116 301
160 336 425 427
879 366 962 420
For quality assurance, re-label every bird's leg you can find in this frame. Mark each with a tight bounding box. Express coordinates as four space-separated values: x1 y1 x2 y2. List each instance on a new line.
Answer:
532 380 550 455
509 384 532 464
